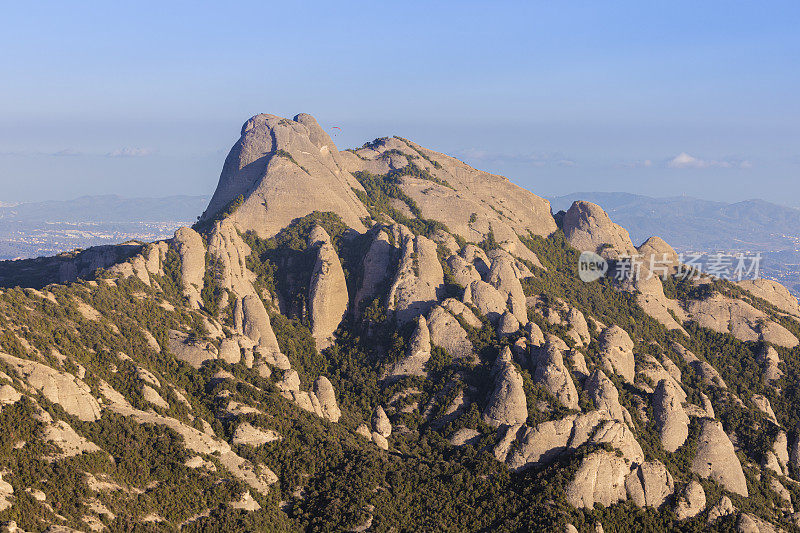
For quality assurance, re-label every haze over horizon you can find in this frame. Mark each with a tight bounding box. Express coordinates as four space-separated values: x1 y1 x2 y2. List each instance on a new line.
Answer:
2 1 799 206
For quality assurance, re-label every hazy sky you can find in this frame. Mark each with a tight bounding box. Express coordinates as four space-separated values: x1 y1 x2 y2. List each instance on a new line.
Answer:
1 1 798 205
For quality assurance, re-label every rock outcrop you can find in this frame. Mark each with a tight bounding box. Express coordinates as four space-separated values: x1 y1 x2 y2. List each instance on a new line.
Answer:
652 379 689 453
232 423 282 447
598 326 635 383
562 201 636 257
338 135 556 259
173 227 206 308
0 353 100 421
566 450 630 509
737 278 800 317
675 480 706 520
506 411 644 472
388 315 432 378
483 347 528 427
533 342 580 410
387 226 443 324
354 226 394 315
757 345 783 386
427 306 474 361
464 280 507 323
691 419 748 496
687 293 798 349
308 226 348 350
239 295 281 354
200 113 369 237
585 370 630 424
624 461 674 509
313 376 341 423
487 252 527 325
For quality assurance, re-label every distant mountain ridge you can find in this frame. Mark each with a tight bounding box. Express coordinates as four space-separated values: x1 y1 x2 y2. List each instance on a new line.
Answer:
0 194 207 260
0 194 207 223
549 192 800 252
550 192 800 295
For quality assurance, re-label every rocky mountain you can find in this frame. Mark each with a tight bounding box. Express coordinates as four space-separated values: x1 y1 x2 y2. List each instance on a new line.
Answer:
551 192 800 295
0 113 799 531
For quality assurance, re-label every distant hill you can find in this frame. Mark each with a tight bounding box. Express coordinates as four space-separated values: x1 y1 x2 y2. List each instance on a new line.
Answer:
0 194 207 260
550 192 800 293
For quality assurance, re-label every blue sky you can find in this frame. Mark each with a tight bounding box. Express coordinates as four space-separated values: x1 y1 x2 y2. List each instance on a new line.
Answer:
1 1 798 205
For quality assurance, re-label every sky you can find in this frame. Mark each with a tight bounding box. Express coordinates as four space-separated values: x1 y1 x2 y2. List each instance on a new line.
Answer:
1 1 798 206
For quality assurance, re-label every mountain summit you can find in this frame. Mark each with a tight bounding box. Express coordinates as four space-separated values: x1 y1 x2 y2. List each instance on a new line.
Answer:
201 113 556 261
0 114 799 531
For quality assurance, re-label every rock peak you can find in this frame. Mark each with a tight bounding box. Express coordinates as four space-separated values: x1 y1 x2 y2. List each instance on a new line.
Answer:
200 112 368 237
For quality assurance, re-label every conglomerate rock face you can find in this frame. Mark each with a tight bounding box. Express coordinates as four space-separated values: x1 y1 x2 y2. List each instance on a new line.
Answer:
0 112 798 531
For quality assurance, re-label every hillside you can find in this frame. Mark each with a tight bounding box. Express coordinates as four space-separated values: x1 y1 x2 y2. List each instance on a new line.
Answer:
0 113 799 531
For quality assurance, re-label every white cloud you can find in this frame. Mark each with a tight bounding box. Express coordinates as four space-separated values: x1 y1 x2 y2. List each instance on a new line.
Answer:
667 152 751 169
52 148 82 157
107 147 156 158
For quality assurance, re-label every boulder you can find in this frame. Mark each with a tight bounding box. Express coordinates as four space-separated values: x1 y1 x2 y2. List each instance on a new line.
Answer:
427 306 474 361
464 280 507 323
652 379 690 453
707 496 735 523
598 326 635 383
565 450 630 509
449 428 481 447
757 345 783 386
625 461 674 508
482 347 529 427
585 370 630 424
526 322 546 346
533 342 580 410
441 298 482 328
387 226 444 324
751 394 778 424
240 295 281 353
497 310 520 336
388 315 431 378
219 338 242 365
675 480 706 520
487 252 528 325
308 227 349 350
372 406 391 438
447 255 481 288
737 513 778 533
566 307 591 346
42 420 101 458
142 385 169 410
691 419 748 496
313 376 341 422
167 330 217 369
0 384 21 406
